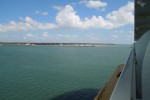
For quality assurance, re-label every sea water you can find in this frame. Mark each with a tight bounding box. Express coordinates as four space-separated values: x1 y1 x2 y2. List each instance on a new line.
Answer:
0 45 131 100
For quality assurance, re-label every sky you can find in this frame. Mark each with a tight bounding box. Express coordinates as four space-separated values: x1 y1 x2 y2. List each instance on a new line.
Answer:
0 0 134 44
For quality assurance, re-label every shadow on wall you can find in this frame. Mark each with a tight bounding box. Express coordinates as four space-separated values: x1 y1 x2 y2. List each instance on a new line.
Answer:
50 88 99 100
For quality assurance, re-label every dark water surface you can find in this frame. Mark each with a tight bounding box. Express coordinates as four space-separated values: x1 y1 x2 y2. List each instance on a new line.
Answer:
0 45 131 100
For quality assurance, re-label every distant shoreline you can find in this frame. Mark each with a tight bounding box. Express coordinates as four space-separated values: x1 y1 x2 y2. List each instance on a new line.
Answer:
0 42 115 47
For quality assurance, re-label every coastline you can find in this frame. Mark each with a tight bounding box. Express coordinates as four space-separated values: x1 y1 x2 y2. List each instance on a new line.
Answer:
0 42 115 47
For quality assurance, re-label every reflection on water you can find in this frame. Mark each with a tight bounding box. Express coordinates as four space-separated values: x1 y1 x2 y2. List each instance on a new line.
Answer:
50 88 99 100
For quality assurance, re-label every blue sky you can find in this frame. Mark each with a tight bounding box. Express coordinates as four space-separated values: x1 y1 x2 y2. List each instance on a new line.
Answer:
0 0 134 44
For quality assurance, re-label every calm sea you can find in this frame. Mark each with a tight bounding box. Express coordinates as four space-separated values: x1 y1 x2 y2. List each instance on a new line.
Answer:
0 45 131 100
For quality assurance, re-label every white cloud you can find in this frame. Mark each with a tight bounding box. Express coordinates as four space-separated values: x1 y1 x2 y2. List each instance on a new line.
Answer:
23 33 45 42
40 34 79 43
19 17 24 21
55 2 133 29
23 33 34 41
35 11 48 16
53 6 63 11
56 5 83 28
56 34 78 40
0 16 56 32
26 33 33 37
83 33 105 42
35 11 40 14
101 8 106 12
106 1 134 27
82 0 107 9
0 2 134 32
42 32 49 38
114 30 124 34
23 32 79 43
112 34 119 40
55 5 109 29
